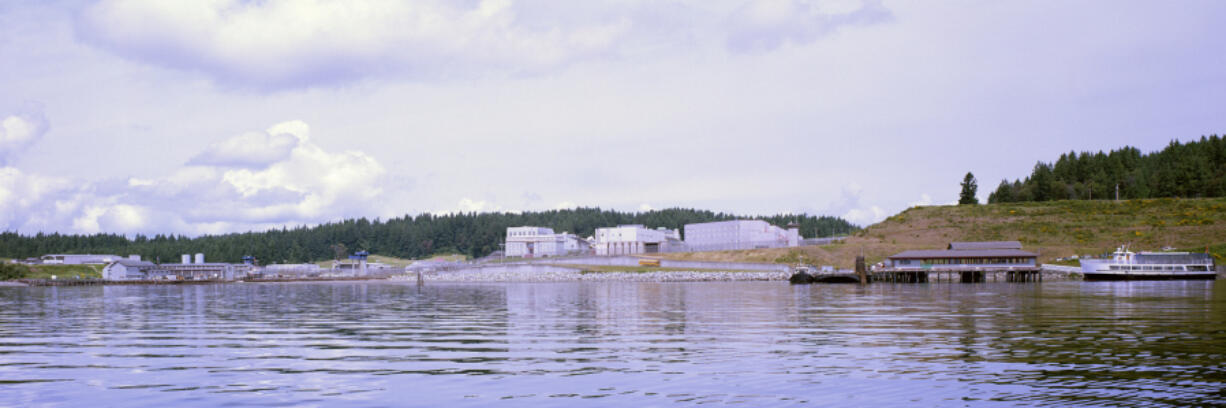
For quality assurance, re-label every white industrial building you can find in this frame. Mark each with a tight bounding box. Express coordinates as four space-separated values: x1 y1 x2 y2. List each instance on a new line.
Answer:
102 256 163 280
40 254 122 265
159 253 239 280
683 220 800 252
593 225 682 255
261 264 323 278
505 226 592 258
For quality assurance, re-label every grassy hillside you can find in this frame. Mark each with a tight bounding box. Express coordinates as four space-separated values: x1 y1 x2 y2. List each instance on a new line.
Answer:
661 198 1226 268
0 263 104 280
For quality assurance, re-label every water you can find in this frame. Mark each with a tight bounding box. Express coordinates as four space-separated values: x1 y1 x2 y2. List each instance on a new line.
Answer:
1 281 1224 407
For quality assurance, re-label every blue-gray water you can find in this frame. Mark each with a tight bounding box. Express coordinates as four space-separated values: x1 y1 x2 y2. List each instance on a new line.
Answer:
2 281 1224 407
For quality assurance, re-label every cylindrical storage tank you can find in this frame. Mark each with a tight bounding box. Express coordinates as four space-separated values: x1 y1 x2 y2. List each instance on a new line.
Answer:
181 254 191 264
194 253 204 264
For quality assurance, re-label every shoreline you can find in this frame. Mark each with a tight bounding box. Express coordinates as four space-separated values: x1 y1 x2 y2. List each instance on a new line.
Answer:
0 269 1102 286
402 270 791 283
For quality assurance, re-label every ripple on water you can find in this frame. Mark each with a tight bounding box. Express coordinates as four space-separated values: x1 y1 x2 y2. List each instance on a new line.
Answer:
0 281 1224 407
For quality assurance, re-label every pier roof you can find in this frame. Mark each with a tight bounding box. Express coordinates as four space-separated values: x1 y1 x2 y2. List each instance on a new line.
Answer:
889 249 1037 260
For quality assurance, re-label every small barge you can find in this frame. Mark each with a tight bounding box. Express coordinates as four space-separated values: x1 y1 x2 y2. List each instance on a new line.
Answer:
1080 245 1216 281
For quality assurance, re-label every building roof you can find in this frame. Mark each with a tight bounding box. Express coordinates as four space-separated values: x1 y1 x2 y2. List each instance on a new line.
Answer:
109 259 157 268
948 241 1023 250
889 249 1037 259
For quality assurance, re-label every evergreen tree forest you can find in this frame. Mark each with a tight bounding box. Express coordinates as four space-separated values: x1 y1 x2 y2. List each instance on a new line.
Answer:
988 135 1226 204
0 208 858 264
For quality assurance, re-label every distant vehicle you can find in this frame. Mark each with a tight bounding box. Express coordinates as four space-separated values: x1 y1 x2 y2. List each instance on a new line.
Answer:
1080 245 1216 280
638 259 661 267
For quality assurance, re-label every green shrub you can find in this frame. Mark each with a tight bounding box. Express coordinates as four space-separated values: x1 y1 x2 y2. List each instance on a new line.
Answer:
0 263 30 280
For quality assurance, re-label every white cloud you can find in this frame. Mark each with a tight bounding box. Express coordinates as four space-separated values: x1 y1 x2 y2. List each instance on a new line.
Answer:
77 0 633 88
908 193 933 208
842 205 885 227
828 182 888 226
0 109 49 163
74 0 891 88
434 198 513 215
723 0 891 52
187 121 304 168
195 120 385 221
0 167 74 231
71 203 147 234
0 120 389 235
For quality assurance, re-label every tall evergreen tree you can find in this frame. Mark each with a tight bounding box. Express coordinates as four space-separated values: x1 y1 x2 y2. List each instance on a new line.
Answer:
959 172 979 205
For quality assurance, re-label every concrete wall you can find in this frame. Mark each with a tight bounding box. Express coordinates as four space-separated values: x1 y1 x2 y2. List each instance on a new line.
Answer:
448 264 582 275
538 256 788 272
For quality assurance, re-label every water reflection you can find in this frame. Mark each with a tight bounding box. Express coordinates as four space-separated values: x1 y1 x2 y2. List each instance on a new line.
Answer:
0 281 1223 407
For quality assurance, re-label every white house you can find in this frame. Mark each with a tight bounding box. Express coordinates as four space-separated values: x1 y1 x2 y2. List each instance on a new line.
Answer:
505 226 592 258
102 258 162 280
683 220 800 252
593 225 682 255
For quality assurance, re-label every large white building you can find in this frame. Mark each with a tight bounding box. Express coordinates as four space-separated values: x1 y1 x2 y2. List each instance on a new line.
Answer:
40 254 122 265
505 226 592 258
683 220 800 252
593 225 682 255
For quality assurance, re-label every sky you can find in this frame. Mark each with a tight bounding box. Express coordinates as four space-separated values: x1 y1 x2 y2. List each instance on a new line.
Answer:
1 0 1224 237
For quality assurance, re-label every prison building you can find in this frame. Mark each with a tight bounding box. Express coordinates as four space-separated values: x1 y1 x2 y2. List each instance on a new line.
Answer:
158 263 238 281
102 257 163 280
683 220 800 252
505 226 592 258
158 253 238 280
593 225 681 256
40 254 122 265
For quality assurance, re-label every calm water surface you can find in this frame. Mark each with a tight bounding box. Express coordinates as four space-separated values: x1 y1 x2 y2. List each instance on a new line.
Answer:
1 281 1224 407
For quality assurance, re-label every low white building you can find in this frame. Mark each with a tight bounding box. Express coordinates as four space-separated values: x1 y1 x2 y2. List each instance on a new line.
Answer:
593 225 682 255
505 226 591 258
261 264 322 277
159 263 238 280
102 258 162 280
683 220 800 252
41 254 122 265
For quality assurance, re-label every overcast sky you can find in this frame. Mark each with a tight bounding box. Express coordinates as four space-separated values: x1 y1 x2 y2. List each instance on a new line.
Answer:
1 0 1223 236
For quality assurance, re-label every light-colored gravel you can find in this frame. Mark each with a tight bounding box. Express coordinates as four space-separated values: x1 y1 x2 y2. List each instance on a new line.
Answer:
392 270 790 283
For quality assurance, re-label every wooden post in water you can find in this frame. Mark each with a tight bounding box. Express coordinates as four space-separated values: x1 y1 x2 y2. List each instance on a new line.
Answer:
855 255 867 285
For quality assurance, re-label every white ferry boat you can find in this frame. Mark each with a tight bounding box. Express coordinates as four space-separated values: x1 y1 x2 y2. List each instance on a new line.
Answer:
1080 245 1217 280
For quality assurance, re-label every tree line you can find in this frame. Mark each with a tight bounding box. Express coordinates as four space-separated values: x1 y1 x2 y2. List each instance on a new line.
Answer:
0 208 858 264
988 135 1226 203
